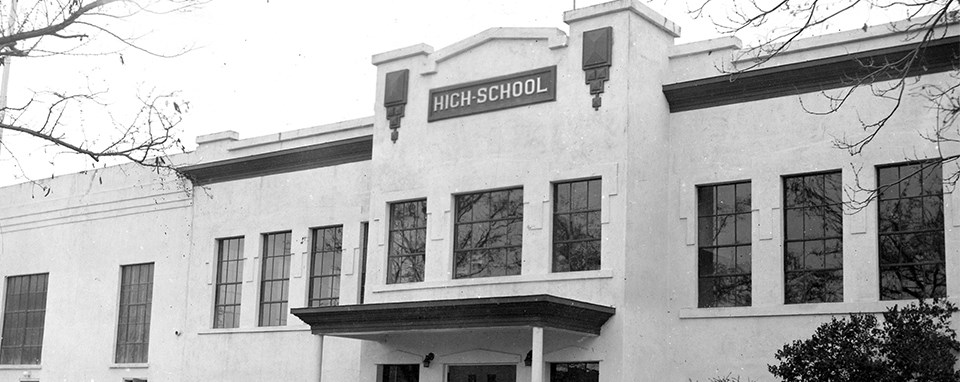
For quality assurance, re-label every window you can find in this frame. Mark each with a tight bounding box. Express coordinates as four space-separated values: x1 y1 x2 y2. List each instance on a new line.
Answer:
214 237 244 328
551 362 599 382
697 182 751 307
309 226 342 307
115 263 153 364
388 200 426 284
381 364 420 382
878 161 944 300
259 232 291 326
359 222 369 304
454 188 523 279
784 171 843 304
553 179 602 272
0 273 48 365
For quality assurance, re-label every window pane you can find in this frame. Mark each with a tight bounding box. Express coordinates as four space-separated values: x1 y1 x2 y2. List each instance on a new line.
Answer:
455 189 523 279
388 200 427 284
878 162 945 300
783 172 843 304
697 181 751 308
1 274 49 365
115 264 153 363
260 233 291 326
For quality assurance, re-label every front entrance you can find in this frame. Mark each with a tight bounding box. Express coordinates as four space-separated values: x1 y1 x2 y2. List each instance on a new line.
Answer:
447 365 517 382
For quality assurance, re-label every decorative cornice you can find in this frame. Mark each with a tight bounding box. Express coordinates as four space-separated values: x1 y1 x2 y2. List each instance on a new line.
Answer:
179 135 372 185
662 36 960 112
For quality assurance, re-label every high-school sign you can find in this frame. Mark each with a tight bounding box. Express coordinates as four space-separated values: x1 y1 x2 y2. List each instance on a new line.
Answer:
427 66 557 122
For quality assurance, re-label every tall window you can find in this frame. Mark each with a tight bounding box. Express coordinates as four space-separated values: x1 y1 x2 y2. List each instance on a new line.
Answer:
310 226 342 307
551 362 600 382
0 274 48 365
454 188 523 279
214 237 244 329
697 182 751 307
116 263 153 364
388 200 427 284
260 232 291 326
784 172 843 304
359 222 369 303
878 162 944 300
553 179 602 272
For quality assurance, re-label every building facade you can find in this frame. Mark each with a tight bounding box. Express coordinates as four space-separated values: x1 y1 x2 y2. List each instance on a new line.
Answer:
0 1 958 381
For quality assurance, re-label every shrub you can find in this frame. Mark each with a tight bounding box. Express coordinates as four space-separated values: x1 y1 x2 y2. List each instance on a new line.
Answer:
768 299 960 382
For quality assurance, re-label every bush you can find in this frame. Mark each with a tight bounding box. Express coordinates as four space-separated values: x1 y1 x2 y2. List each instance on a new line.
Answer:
768 299 960 382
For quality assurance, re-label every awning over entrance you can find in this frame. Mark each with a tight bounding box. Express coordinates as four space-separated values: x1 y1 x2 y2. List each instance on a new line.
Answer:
291 294 615 337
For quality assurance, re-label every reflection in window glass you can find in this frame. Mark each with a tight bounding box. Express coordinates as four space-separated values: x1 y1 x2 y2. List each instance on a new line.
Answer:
878 162 944 300
116 263 153 364
454 188 523 279
310 226 342 307
553 179 602 272
388 200 427 284
697 182 751 307
0 273 48 365
214 237 244 328
551 362 599 382
784 171 843 304
259 232 291 326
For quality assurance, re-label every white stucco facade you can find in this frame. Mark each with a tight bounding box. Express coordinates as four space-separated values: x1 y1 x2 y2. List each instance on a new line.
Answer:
0 1 958 381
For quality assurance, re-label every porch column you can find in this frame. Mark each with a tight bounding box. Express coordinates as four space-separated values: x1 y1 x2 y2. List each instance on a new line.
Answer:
532 326 544 382
317 335 324 382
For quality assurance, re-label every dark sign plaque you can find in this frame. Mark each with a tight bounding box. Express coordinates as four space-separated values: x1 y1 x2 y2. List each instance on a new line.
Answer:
427 66 557 122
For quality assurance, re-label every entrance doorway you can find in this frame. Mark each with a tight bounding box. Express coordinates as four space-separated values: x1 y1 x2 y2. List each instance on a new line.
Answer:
447 365 517 382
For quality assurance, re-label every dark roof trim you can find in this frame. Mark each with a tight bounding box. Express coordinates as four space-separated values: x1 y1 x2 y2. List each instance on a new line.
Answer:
291 294 616 336
663 36 960 112
179 135 372 185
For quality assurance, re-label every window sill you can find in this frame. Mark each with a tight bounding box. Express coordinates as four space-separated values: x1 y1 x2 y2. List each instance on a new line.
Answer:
109 363 148 369
198 324 311 335
371 269 614 293
0 364 41 370
678 297 960 319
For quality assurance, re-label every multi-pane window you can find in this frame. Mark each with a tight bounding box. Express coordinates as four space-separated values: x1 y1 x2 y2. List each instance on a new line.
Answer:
878 161 945 300
553 179 602 272
213 237 244 329
309 226 342 307
259 232 291 326
359 222 369 304
784 172 843 304
454 188 523 279
116 263 153 364
551 362 600 382
388 200 427 284
697 182 752 308
0 274 48 365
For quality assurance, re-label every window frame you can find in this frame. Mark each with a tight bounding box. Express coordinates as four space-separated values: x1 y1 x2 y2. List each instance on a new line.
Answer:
452 186 525 279
387 199 428 284
0 273 49 366
549 361 601 382
782 170 844 304
308 225 343 307
114 263 154 364
876 160 945 300
258 231 292 327
696 180 752 308
213 236 245 329
551 177 602 273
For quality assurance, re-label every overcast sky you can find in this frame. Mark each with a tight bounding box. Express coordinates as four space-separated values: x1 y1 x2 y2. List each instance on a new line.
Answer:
0 0 902 186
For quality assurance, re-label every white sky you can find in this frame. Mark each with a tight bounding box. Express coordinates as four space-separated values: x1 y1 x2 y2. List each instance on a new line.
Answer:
0 0 904 186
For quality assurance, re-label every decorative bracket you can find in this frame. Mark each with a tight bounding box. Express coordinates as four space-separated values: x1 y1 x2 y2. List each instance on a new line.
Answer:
383 69 409 142
582 27 613 110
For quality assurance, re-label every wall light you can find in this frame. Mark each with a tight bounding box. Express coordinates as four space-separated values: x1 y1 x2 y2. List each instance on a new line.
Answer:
423 352 435 368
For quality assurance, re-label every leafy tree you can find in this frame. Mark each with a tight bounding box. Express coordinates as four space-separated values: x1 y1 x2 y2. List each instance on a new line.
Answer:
769 299 960 381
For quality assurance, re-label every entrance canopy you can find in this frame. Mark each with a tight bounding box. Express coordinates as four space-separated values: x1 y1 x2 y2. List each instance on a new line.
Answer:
291 294 615 337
